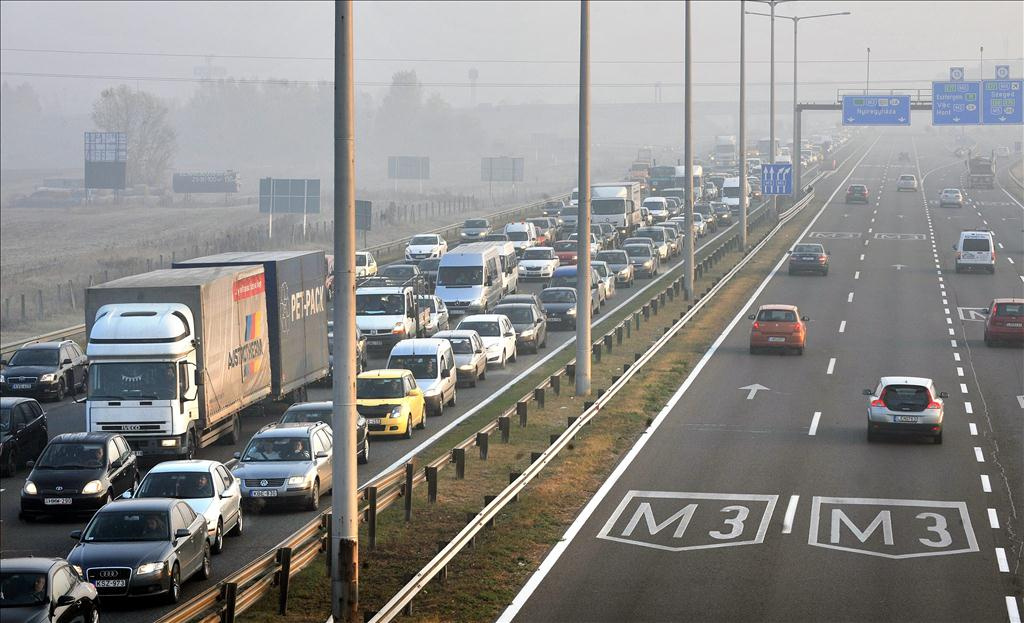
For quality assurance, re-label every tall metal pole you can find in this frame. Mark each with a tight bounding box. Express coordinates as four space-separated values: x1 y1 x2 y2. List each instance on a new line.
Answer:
331 1 358 621
979 45 984 78
683 0 694 300
792 18 800 196
769 1 777 219
575 0 591 397
865 47 870 93
739 0 747 249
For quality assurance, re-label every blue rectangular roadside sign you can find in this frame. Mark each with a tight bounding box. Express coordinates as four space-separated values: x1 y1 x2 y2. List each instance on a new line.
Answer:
761 163 793 196
932 81 981 125
981 79 1023 125
841 95 911 126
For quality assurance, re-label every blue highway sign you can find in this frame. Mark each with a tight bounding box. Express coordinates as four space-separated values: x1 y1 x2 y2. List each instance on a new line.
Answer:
761 163 793 196
982 79 1022 125
932 81 981 125
841 95 911 126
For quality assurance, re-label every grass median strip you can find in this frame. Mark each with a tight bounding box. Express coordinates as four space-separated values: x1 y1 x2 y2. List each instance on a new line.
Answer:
239 201 822 623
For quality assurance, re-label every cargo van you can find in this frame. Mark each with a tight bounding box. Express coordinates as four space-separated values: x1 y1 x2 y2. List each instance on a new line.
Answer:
435 243 503 316
386 338 457 416
504 222 540 255
953 230 996 274
484 241 518 295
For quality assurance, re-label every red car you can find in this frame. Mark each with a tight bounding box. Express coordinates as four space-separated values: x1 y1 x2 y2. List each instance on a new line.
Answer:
984 298 1024 346
553 240 578 265
748 304 809 355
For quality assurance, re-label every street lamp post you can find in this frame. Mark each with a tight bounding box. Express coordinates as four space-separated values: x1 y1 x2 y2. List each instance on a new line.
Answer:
739 0 747 250
979 45 984 78
575 0 591 397
866 47 871 93
749 0 793 219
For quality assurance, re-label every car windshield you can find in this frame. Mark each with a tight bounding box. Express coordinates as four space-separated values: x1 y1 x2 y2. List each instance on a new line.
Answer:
554 241 577 252
625 245 652 257
418 258 441 272
561 207 578 217
7 348 58 367
849 185 866 192
410 236 438 246
507 231 529 241
995 303 1023 317
494 306 533 323
83 510 170 542
357 377 404 399
417 297 438 312
459 321 500 337
137 471 214 499
281 408 331 424
593 265 609 278
389 355 438 379
597 251 627 264
356 293 404 315
523 248 554 260
722 186 741 198
793 244 824 254
962 239 990 252
881 385 930 412
592 199 626 215
381 266 416 281
437 266 483 286
541 290 576 303
0 572 48 606
34 442 105 469
464 220 488 228
900 175 915 181
356 254 368 266
757 309 797 322
636 230 665 242
445 336 476 354
241 436 310 462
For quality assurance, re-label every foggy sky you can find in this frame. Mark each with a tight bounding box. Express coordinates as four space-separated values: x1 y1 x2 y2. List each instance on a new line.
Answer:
2 0 1022 113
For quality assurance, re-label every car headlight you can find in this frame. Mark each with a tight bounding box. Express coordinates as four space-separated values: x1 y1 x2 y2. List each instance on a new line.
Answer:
136 562 166 576
392 322 406 335
619 268 631 277
390 406 403 418
287 475 308 486
23 480 37 495
520 328 535 339
161 439 178 447
423 387 440 397
458 364 475 371
357 416 366 428
567 307 577 317
0 374 5 383
643 260 653 268
81 480 104 495
40 373 56 383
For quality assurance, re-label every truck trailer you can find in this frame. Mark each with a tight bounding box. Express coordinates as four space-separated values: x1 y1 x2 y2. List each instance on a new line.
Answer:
967 155 995 189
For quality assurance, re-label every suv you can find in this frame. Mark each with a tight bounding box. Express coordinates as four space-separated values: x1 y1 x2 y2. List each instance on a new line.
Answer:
1 340 88 401
953 230 996 273
845 184 869 204
233 422 334 511
939 188 965 208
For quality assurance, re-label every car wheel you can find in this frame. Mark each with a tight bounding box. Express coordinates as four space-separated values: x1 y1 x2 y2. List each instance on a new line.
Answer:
435 399 443 418
79 369 89 392
447 389 457 407
984 332 993 347
788 268 795 275
229 507 243 536
500 352 507 369
934 431 943 445
479 366 486 381
166 564 182 604
2 448 17 477
540 334 547 349
198 542 212 579
212 519 224 554
749 346 757 354
954 263 961 273
405 415 414 438
358 438 370 464
306 480 320 511
55 378 66 402
822 268 829 276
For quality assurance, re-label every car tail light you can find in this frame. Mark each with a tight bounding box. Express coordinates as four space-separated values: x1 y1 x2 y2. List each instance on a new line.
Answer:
870 388 886 407
818 255 827 263
752 321 760 330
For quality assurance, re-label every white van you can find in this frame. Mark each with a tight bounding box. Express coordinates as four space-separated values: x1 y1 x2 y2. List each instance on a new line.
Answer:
387 338 457 416
721 177 749 211
570 187 579 207
435 242 504 315
504 222 539 255
642 197 670 223
488 241 519 295
954 230 996 274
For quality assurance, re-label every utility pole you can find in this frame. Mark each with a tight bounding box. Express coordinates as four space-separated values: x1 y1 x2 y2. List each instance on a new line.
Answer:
770 0 776 220
683 0 694 300
575 0 591 397
866 47 871 94
331 1 358 621
979 45 984 78
739 0 747 249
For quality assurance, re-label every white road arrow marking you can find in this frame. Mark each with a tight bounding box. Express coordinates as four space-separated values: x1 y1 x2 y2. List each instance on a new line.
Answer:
892 264 906 270
1017 395 1024 409
739 384 770 400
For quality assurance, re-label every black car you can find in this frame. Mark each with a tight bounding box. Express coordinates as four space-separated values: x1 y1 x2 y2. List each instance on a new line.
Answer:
0 556 99 623
1 397 48 477
694 203 718 232
788 243 830 275
712 202 733 224
417 257 441 291
623 244 659 278
67 498 211 604
845 184 869 204
493 303 548 353
539 287 578 330
664 197 682 217
20 432 140 521
541 200 565 218
1 340 88 402
279 401 369 464
377 264 420 284
327 321 368 379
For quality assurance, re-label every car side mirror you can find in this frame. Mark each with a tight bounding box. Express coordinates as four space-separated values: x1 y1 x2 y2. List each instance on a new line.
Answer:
221 490 234 499
56 594 76 607
233 451 242 459
62 358 73 366
174 528 191 539
440 368 450 378
862 389 873 396
486 278 493 286
408 388 423 397
122 490 133 499
504 331 515 338
316 451 330 459
801 316 810 321
747 314 755 320
0 359 6 366
475 348 483 354
70 530 83 540
535 318 543 325
938 391 949 399
194 370 204 386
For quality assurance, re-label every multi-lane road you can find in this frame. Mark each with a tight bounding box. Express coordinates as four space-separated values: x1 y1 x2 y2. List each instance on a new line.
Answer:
499 132 1023 622
0 152 840 621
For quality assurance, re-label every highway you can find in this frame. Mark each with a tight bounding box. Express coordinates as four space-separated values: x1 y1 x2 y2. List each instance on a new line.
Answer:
0 153 836 621
499 131 1023 622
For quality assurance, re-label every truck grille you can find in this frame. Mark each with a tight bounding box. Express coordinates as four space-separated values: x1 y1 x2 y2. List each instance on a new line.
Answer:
6 376 38 383
87 567 132 596
96 422 164 432
244 478 285 487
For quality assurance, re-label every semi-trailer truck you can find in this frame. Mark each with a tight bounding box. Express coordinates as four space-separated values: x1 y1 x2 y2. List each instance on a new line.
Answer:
967 155 995 189
84 251 329 460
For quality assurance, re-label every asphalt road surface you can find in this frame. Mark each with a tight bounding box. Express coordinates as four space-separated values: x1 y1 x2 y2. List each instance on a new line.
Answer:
500 131 1023 623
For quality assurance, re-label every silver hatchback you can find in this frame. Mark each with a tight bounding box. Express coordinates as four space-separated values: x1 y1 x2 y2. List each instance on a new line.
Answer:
864 377 947 444
896 174 918 191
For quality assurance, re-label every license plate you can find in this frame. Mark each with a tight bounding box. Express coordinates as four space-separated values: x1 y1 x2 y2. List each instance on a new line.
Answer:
895 416 918 423
133 450 144 456
11 383 31 390
768 337 786 343
251 490 278 498
94 579 127 588
368 418 382 425
1007 323 1022 328
44 497 72 505
367 339 384 346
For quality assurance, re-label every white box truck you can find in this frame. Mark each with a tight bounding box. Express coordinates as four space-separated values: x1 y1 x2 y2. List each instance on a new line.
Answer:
590 182 643 237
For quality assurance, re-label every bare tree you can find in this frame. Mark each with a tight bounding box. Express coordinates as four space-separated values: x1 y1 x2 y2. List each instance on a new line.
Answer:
92 85 176 186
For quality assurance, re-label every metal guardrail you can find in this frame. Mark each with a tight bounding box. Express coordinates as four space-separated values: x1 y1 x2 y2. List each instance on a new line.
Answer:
1 324 87 359
1006 159 1024 191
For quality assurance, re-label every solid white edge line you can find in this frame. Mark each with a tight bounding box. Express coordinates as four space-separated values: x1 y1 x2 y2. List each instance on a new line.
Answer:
808 412 821 436
996 547 1009 573
782 494 800 533
496 134 882 623
988 508 1000 529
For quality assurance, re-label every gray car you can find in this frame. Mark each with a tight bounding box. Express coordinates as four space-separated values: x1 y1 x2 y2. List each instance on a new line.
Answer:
493 303 548 353
433 330 487 387
460 218 491 241
232 423 333 511
539 287 578 329
623 243 659 278
864 377 947 444
596 250 635 287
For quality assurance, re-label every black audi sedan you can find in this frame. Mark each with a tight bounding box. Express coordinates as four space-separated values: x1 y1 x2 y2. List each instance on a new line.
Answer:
66 498 211 604
0 556 99 623
20 432 139 521
1 396 48 477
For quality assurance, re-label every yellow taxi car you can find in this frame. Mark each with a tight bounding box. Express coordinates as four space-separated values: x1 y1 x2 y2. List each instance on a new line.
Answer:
357 369 426 438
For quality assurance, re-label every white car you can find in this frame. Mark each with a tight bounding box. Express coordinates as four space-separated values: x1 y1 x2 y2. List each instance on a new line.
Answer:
896 174 918 191
356 252 377 277
457 314 518 368
591 261 616 301
130 459 243 554
939 188 964 208
518 247 560 281
416 294 450 335
405 234 448 263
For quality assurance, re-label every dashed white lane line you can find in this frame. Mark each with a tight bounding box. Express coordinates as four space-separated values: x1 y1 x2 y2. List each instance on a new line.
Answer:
944 307 950 315
956 366 964 376
948 328 955 336
1005 595 1021 623
859 253 865 261
965 401 972 413
943 298 948 305
996 547 1009 573
988 508 1000 529
998 241 1004 249
847 292 854 302
970 422 978 436
854 271 860 280
781 494 800 534
808 412 821 436
1009 257 1016 265
863 239 869 246
868 228 873 233
960 383 969 393
974 447 985 462
951 339 958 347
826 358 837 375
1018 395 1024 409
946 318 953 325
982 474 992 492
953 352 960 361
838 320 846 333
938 276 944 282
